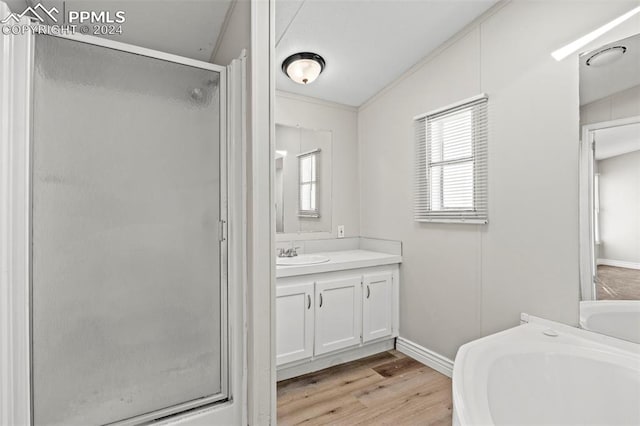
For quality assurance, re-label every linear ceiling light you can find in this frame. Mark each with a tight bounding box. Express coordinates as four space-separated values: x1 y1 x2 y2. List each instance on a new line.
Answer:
551 5 640 61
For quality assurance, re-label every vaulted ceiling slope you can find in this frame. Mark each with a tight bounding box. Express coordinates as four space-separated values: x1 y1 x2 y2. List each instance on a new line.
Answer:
3 0 232 62
276 0 499 106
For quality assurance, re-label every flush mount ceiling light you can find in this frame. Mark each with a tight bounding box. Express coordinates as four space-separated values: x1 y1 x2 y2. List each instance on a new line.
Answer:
585 46 627 67
282 52 326 85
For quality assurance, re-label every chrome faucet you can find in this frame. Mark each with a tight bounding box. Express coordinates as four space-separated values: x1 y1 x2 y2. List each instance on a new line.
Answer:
278 247 299 258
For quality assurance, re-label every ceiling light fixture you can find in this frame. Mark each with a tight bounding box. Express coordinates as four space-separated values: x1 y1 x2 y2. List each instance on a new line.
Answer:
551 5 640 61
282 52 326 85
585 45 627 66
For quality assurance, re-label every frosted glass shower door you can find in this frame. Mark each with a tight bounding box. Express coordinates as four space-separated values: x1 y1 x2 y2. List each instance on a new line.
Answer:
31 35 227 425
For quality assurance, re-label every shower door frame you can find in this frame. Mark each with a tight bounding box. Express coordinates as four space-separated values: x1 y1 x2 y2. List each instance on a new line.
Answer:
17 28 232 425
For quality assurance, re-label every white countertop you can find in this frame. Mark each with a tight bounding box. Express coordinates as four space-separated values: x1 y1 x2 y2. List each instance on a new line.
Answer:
276 249 402 278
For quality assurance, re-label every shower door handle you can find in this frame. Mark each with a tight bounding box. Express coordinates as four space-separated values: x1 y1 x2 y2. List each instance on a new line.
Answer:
218 220 227 242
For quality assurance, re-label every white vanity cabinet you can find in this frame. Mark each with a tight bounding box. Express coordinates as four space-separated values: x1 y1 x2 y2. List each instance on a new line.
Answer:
276 252 400 379
362 272 393 342
276 282 314 365
315 276 362 355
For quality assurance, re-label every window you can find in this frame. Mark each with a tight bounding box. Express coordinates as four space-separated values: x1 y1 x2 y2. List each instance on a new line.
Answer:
298 149 320 217
414 95 488 223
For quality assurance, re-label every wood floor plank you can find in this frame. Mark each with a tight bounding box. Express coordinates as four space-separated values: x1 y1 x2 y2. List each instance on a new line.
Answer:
277 350 453 426
278 362 386 406
394 401 453 426
344 375 451 424
352 368 443 408
372 356 424 378
596 265 640 300
291 397 368 426
374 386 453 424
350 388 451 425
278 370 384 421
278 351 398 398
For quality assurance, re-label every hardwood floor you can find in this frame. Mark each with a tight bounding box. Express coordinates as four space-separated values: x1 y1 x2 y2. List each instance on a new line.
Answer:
596 265 640 300
277 350 453 425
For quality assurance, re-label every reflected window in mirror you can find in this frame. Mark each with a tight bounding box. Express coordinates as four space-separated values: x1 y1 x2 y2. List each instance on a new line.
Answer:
275 123 332 235
298 150 320 218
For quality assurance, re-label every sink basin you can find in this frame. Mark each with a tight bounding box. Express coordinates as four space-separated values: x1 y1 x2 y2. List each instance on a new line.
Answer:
276 254 330 266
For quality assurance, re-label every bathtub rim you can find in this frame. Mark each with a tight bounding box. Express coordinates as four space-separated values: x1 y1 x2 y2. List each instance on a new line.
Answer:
452 315 640 426
580 300 640 323
581 299 640 315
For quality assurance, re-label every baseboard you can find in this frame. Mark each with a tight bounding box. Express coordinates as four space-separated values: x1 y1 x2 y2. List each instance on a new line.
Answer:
396 337 454 378
597 258 640 270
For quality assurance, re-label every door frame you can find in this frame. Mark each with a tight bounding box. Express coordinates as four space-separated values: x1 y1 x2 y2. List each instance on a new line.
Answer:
0 11 32 426
0 23 247 426
579 115 640 301
248 0 277 423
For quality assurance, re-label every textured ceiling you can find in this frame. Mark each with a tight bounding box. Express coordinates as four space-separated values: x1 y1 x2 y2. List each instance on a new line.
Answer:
276 0 499 106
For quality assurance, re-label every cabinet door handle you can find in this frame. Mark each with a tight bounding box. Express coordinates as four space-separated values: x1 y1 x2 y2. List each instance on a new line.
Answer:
366 285 371 299
307 294 311 310
319 293 323 308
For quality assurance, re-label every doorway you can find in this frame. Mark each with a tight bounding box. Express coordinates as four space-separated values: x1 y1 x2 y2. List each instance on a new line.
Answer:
580 117 640 302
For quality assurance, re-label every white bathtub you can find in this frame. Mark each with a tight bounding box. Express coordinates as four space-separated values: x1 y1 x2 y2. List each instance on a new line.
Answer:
580 300 640 344
452 319 640 426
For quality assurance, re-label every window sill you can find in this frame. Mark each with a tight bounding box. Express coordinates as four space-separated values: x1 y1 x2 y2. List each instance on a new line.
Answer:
416 218 487 224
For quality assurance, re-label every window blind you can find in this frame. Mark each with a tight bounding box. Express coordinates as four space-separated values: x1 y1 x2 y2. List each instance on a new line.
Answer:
414 95 488 223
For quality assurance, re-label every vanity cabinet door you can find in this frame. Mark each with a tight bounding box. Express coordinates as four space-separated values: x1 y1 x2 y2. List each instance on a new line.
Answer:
315 276 362 355
362 272 393 342
276 283 314 366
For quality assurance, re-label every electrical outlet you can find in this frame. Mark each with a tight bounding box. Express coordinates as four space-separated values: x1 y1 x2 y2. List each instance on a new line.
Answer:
337 225 345 239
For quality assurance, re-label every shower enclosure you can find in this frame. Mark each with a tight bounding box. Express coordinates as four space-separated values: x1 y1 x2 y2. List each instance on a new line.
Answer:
1 14 240 425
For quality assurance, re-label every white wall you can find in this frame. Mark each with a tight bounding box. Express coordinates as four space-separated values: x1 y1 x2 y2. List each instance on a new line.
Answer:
276 91 360 241
358 0 640 360
581 84 640 126
598 150 640 264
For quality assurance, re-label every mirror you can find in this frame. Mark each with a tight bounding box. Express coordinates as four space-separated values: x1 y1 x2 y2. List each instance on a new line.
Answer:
579 32 640 344
275 124 332 234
